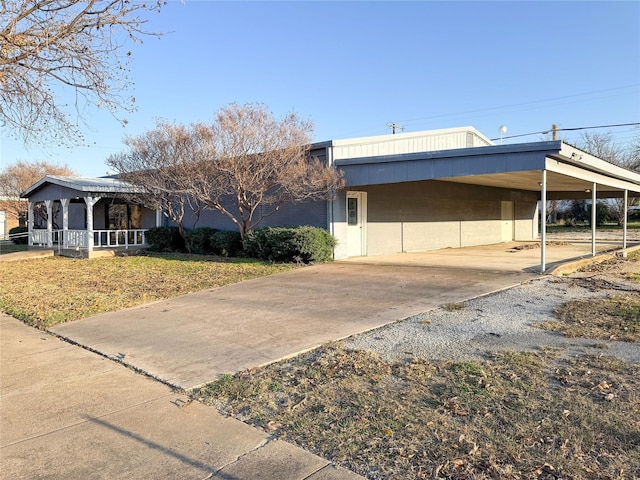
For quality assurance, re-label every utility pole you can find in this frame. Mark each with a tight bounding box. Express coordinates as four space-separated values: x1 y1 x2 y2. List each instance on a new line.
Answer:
386 122 405 135
551 124 558 141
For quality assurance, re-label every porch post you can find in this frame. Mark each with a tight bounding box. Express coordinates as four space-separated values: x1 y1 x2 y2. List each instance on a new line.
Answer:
540 170 547 273
591 183 597 257
623 189 628 250
44 199 53 248
27 201 34 246
61 198 70 248
84 196 101 253
155 209 163 227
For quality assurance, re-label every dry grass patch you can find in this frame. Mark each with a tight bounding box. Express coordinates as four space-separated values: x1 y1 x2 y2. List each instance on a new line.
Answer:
538 295 640 343
194 344 640 479
0 254 294 328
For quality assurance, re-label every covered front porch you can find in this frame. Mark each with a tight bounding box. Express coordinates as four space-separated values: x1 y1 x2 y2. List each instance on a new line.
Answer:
21 176 160 258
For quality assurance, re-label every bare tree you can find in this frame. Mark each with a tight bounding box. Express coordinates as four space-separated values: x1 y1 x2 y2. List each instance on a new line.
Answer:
107 120 205 251
108 103 344 240
0 160 75 226
578 131 638 225
0 0 163 147
189 103 344 239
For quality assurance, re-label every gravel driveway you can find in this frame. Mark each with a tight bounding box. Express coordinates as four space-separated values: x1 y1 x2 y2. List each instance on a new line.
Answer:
346 257 640 364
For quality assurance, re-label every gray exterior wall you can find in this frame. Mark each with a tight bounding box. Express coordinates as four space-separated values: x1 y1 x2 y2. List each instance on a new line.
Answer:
182 199 328 231
332 180 538 258
27 184 86 203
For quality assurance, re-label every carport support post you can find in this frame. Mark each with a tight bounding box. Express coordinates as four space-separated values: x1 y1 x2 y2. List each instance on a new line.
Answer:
591 183 597 256
623 189 628 250
540 170 547 273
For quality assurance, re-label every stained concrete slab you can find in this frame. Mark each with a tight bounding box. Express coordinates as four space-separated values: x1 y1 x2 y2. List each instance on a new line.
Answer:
46 241 588 390
0 315 363 479
50 240 636 390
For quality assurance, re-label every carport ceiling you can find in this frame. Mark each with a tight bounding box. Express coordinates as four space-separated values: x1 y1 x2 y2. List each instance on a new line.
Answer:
440 170 627 194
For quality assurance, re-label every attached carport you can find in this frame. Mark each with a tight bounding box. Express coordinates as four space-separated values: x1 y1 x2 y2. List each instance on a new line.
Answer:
333 140 640 272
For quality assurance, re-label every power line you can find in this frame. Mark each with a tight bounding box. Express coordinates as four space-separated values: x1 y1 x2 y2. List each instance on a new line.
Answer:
398 84 640 126
386 122 405 134
489 122 640 141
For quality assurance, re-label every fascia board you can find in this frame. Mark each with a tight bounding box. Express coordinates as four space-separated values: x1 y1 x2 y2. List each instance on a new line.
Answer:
546 158 640 193
556 143 640 184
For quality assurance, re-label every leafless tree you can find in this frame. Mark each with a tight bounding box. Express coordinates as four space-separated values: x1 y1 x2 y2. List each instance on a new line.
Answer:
0 159 75 226
0 0 163 147
107 120 205 251
188 103 344 239
578 131 639 225
108 103 344 240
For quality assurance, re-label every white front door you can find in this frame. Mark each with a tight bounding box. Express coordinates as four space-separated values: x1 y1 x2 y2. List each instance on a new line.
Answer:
347 191 366 257
501 201 514 242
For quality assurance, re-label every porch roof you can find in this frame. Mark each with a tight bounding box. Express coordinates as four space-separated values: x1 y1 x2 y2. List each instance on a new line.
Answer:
21 175 141 199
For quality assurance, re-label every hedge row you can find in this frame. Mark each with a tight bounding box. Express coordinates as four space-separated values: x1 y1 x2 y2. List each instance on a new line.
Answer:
145 226 335 263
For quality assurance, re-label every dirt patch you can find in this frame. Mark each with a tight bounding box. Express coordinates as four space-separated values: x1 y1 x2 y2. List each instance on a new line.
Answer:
508 241 569 252
539 295 640 343
537 256 640 343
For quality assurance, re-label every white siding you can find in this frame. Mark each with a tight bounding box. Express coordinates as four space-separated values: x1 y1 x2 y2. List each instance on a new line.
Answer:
331 127 493 161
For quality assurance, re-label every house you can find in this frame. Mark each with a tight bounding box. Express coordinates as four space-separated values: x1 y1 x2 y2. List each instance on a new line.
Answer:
21 127 640 269
0 196 27 240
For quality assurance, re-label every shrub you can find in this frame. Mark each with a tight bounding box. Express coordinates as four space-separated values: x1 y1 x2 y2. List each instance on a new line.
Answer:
210 230 243 257
145 227 186 252
291 226 336 263
244 226 336 263
185 227 219 254
243 227 294 261
586 202 611 227
9 226 28 244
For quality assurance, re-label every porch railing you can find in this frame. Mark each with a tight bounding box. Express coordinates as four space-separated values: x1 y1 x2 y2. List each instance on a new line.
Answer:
30 229 147 249
31 229 50 246
94 229 147 248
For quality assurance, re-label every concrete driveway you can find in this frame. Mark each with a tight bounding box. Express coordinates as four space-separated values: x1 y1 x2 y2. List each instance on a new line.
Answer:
50 240 624 390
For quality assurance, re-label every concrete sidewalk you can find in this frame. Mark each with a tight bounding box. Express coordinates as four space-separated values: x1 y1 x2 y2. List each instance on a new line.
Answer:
0 314 362 479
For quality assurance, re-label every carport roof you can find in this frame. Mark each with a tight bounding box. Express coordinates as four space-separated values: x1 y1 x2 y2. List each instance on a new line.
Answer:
335 140 640 198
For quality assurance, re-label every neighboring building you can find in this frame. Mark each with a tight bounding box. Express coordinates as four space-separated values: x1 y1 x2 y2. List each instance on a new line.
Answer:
20 127 640 268
0 197 27 240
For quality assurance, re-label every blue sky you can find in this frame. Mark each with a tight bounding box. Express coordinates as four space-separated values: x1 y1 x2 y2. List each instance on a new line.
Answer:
2 0 639 177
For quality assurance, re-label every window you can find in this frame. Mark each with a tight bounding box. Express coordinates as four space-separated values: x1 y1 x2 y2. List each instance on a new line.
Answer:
348 197 358 226
107 203 142 230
